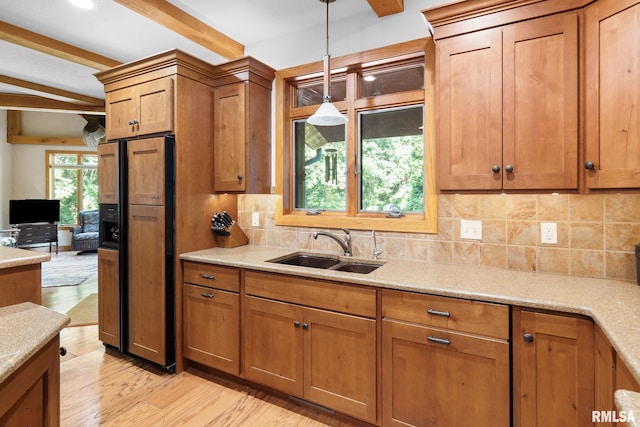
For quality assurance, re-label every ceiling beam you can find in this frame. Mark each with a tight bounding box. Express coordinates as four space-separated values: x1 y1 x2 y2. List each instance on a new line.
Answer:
0 21 121 71
366 0 404 17
0 75 104 106
114 0 245 59
0 94 104 113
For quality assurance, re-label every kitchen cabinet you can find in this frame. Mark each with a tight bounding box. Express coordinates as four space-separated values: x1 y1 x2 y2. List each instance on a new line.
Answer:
182 262 240 375
104 77 173 141
243 271 377 424
381 289 510 427
512 308 594 427
584 0 640 189
98 248 119 348
212 57 274 193
595 325 640 426
127 137 166 206
97 142 118 204
436 12 579 191
0 336 60 426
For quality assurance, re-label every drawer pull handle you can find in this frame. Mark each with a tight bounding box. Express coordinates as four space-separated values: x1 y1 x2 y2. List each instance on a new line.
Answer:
427 309 451 317
200 293 214 299
427 336 451 345
200 274 215 280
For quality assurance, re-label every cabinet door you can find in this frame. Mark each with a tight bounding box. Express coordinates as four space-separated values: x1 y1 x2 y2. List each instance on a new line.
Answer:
585 0 640 189
382 319 510 427
98 142 118 204
183 284 239 375
502 13 578 190
136 78 174 137
128 137 165 205
214 83 246 192
437 28 503 190
514 310 594 427
303 307 377 424
594 325 615 427
243 295 303 396
128 204 166 365
105 85 137 140
98 248 120 348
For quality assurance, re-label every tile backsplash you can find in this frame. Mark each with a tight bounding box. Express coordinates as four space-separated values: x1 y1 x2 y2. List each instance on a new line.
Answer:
237 193 640 282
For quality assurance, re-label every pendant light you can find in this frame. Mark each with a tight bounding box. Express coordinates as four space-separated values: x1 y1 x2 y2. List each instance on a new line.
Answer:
307 0 347 126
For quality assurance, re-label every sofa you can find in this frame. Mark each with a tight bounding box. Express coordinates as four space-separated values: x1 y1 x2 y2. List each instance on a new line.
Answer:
70 209 99 252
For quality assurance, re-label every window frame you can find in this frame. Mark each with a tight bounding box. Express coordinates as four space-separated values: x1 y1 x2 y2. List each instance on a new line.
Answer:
275 38 437 233
45 150 98 226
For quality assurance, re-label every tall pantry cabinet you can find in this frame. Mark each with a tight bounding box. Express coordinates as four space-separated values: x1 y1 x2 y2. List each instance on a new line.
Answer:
96 49 219 371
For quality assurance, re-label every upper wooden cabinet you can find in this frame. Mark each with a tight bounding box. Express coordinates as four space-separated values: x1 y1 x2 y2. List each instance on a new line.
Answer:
437 12 579 191
584 0 640 189
104 77 174 141
98 142 118 204
212 57 275 193
127 137 166 206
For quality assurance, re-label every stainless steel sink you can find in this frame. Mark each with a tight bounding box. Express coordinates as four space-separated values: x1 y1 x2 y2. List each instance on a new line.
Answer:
268 253 383 274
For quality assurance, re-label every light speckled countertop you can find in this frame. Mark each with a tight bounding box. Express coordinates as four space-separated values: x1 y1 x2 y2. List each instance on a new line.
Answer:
182 245 640 415
0 246 50 269
0 302 69 383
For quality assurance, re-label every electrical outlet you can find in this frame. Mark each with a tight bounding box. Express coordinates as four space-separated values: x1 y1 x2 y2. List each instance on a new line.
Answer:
541 222 557 244
251 212 260 227
460 220 482 240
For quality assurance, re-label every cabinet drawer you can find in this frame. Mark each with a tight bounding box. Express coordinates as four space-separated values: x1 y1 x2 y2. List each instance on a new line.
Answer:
245 271 376 318
183 262 240 292
382 289 509 339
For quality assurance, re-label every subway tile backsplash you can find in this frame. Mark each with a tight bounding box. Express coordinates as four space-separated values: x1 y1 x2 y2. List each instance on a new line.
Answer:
238 194 640 282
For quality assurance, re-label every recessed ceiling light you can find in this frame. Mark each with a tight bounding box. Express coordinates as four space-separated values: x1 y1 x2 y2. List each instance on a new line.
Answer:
69 0 95 9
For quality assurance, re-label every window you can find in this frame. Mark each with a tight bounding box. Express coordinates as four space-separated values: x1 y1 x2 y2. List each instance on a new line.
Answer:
46 151 98 225
276 39 437 233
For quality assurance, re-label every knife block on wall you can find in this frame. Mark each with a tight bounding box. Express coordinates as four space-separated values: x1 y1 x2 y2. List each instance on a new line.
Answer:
213 223 249 248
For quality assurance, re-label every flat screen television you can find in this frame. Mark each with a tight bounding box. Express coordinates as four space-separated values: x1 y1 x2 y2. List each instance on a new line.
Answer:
9 199 60 224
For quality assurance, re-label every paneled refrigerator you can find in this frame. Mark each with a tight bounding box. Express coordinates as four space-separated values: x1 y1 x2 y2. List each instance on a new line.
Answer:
105 135 176 371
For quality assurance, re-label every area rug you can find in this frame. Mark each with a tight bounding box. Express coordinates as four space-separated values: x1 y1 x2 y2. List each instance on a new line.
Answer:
41 251 98 287
65 293 98 327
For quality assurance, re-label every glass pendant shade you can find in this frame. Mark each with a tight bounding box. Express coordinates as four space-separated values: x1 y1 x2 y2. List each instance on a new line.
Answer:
308 100 347 126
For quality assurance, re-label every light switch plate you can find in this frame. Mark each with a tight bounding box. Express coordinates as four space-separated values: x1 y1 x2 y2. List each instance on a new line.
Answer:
251 212 260 227
541 222 557 244
460 219 482 240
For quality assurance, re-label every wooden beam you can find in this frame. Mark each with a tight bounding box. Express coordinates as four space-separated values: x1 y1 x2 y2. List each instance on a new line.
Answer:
0 94 104 113
114 0 244 59
366 0 403 17
6 110 84 146
0 75 104 106
0 21 121 71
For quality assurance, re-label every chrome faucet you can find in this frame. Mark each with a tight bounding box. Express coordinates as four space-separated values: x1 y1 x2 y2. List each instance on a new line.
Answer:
313 229 352 256
371 230 384 260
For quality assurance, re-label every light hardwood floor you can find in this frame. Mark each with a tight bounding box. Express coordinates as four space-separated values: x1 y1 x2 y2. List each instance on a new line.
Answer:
42 262 365 427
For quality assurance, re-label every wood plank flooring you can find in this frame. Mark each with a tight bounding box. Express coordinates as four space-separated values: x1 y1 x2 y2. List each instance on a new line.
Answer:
42 256 364 427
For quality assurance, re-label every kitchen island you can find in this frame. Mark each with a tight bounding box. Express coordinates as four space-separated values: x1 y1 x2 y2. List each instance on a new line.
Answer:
181 245 640 425
0 245 50 307
0 302 69 425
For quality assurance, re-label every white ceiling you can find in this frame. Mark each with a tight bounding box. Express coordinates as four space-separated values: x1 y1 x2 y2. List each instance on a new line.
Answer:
0 0 458 112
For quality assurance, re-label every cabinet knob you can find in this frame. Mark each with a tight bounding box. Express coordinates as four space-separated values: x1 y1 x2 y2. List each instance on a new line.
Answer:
237 175 243 181
584 161 595 170
505 165 514 173
523 333 534 343
491 165 501 173
59 346 67 356
293 321 300 328
302 323 309 330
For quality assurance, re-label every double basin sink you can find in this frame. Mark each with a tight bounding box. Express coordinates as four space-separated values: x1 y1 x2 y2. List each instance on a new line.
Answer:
268 253 383 274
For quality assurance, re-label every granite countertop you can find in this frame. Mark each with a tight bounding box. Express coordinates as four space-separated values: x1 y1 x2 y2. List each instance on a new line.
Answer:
0 246 50 269
0 302 69 384
181 245 640 414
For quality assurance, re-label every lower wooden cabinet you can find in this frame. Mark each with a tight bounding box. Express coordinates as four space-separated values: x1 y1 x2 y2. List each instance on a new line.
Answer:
98 248 119 347
0 336 60 426
381 290 510 427
512 308 594 427
242 271 378 424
